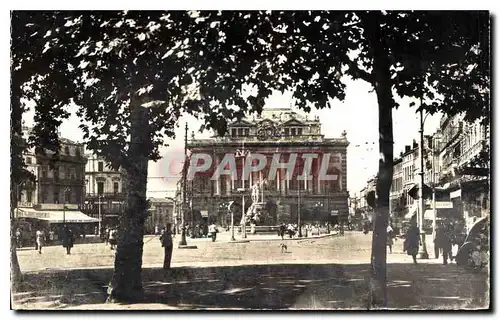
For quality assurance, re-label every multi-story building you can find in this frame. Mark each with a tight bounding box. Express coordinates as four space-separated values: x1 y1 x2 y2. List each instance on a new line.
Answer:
15 127 97 233
355 111 490 235
146 197 175 234
390 156 405 219
83 153 126 228
183 107 349 227
435 114 490 232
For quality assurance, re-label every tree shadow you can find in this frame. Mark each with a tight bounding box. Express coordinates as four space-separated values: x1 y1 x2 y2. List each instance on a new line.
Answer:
12 263 489 310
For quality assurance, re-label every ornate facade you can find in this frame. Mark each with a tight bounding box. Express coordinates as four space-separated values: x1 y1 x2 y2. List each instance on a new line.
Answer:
18 126 87 207
185 108 349 226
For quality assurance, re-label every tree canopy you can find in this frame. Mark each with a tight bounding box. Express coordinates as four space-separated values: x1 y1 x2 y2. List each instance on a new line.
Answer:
11 10 490 304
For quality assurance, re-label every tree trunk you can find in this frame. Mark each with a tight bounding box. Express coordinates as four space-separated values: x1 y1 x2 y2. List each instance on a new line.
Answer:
362 13 395 308
11 186 22 290
11 74 24 291
107 106 150 303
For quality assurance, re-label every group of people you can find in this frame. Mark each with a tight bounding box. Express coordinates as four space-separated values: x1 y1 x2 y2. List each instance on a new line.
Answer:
403 220 457 265
103 227 119 250
15 227 57 249
16 226 75 255
278 223 337 240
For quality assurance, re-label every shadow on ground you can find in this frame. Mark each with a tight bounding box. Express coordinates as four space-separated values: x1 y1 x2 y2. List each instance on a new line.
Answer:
12 263 489 310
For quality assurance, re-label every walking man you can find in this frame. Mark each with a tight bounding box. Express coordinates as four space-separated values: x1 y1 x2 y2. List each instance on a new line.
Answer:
109 228 118 250
435 223 452 265
104 227 110 246
208 223 218 242
15 228 22 248
404 221 420 264
160 223 174 270
387 224 394 254
279 223 286 240
62 226 74 255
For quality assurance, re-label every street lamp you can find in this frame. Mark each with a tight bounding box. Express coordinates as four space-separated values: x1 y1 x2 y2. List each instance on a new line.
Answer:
98 194 102 237
179 122 188 246
417 109 430 259
297 188 302 238
228 201 236 241
63 187 71 225
237 188 247 239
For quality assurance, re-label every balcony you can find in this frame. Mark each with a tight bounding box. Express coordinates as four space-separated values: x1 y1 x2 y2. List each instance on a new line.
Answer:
86 192 127 200
38 177 85 186
37 153 87 164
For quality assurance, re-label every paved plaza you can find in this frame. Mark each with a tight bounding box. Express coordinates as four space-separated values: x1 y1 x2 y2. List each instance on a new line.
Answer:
12 232 489 310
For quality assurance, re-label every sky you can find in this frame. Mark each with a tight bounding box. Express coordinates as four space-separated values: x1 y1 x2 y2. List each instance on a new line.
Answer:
22 77 442 198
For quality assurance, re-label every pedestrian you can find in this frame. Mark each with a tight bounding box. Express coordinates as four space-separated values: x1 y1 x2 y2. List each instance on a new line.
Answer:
435 223 452 265
109 228 118 250
62 226 74 255
49 229 55 245
104 227 110 246
433 226 440 259
35 228 44 254
203 223 208 238
15 228 22 248
404 221 420 264
160 223 174 270
279 223 285 240
387 224 394 254
208 223 218 242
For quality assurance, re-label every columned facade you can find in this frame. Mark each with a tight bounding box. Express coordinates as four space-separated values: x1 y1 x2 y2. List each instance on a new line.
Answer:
184 108 349 227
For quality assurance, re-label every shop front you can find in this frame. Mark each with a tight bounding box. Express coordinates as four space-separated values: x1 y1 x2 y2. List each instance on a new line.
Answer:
14 206 100 245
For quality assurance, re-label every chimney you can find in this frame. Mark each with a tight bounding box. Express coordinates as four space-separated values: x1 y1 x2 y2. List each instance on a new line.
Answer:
405 145 411 153
412 139 417 149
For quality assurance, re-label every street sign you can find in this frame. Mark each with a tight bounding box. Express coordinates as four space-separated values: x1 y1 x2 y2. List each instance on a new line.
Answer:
431 201 453 209
201 210 209 217
331 210 339 216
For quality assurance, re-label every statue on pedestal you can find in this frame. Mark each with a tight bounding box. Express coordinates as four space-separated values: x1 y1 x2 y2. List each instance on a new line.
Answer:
251 183 259 203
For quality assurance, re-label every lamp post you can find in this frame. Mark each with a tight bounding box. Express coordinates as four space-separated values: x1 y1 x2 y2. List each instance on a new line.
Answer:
417 108 429 259
237 188 247 239
228 201 235 241
179 123 188 246
235 146 250 239
298 187 302 238
98 194 102 236
63 187 70 225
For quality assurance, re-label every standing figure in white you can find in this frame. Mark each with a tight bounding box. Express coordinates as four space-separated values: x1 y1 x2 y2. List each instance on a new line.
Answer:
251 183 259 203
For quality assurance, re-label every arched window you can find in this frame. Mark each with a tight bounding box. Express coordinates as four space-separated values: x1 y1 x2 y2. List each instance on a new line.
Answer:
64 146 70 155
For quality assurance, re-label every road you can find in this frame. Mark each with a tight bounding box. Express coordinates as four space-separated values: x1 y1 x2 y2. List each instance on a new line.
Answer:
17 231 421 272
13 231 489 310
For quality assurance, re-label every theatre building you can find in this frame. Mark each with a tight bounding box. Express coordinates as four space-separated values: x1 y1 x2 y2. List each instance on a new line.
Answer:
184 108 349 227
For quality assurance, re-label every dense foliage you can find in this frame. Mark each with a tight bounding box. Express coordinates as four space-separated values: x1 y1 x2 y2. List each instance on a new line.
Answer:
11 10 489 305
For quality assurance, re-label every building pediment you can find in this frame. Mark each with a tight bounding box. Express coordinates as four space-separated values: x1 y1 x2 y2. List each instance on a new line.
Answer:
229 119 254 127
282 118 306 126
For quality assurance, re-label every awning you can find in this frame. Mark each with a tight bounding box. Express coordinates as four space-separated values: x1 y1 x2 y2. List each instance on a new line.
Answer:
15 208 100 223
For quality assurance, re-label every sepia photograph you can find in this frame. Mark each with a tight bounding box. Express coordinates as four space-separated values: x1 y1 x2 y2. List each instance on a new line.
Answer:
9 8 490 310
